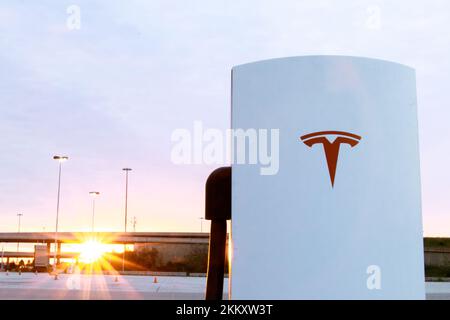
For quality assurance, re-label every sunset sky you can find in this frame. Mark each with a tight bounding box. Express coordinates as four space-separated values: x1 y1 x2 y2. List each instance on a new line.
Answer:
0 1 449 236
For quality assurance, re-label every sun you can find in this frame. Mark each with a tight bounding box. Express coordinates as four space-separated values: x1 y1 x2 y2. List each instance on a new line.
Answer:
78 239 108 263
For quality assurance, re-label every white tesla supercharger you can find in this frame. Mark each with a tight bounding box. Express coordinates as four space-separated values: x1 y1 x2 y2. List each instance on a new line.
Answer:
230 56 424 299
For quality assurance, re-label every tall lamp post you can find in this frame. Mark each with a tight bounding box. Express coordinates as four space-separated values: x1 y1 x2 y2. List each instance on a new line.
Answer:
53 155 68 274
199 217 204 233
17 213 23 252
89 192 100 232
122 168 132 272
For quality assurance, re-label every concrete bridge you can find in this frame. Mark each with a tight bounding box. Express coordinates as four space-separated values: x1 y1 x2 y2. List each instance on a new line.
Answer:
0 232 210 265
0 232 209 245
0 251 80 259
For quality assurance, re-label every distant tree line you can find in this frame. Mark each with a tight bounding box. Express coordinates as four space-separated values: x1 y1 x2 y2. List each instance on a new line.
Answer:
1 259 34 272
107 247 214 274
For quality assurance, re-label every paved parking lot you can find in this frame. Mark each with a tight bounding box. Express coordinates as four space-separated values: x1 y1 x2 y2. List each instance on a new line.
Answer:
0 273 448 299
0 273 212 299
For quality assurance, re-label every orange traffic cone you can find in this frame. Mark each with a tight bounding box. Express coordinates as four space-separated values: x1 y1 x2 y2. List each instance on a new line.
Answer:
114 276 119 282
153 276 158 283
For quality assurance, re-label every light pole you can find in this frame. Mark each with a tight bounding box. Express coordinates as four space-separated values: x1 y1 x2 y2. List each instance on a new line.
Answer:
53 155 68 273
17 213 23 252
122 168 132 272
199 217 204 233
89 191 100 232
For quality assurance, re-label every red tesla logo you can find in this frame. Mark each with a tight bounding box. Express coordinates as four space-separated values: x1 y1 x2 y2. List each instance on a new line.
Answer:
300 131 361 187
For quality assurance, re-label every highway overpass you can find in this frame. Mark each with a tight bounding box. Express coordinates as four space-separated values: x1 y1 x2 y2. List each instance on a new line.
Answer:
0 251 79 259
0 232 210 265
0 232 209 245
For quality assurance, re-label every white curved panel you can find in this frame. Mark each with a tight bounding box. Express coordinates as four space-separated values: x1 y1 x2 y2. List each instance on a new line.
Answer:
230 56 424 299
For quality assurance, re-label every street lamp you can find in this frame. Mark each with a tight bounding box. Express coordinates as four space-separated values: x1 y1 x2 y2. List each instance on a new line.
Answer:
199 217 204 233
17 213 23 252
89 191 100 232
122 168 132 272
53 155 68 273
